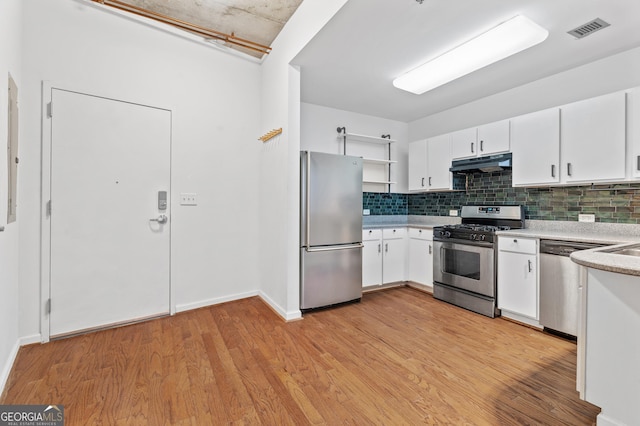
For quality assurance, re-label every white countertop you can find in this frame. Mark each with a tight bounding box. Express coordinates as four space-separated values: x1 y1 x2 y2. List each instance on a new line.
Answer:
496 228 640 245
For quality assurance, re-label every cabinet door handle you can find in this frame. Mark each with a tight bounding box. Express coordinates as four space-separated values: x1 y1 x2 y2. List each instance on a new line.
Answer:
528 259 533 273
567 162 572 176
428 245 432 255
480 140 484 152
421 177 425 187
551 164 555 178
385 243 388 253
378 243 381 253
471 142 474 153
428 177 432 186
637 155 640 171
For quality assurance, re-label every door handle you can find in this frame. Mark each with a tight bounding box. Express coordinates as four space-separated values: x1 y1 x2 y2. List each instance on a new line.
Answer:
421 177 425 187
385 243 388 253
471 142 474 153
480 140 484 151
428 244 432 255
428 177 432 186
306 243 364 253
528 259 533 273
567 162 572 176
378 243 381 253
150 214 168 224
551 164 555 178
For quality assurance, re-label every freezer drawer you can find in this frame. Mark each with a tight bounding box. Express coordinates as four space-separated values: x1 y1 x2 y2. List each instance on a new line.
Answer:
300 246 362 310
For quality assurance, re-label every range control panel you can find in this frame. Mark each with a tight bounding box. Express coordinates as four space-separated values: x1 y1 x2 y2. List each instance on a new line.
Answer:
478 207 500 214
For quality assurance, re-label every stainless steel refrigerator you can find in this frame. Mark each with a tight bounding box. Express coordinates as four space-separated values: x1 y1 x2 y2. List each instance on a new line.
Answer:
300 151 363 311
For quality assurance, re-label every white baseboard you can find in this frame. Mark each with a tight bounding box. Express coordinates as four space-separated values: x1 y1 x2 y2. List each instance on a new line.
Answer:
259 291 302 321
19 334 42 346
175 290 260 313
0 339 20 397
500 310 543 329
597 413 623 426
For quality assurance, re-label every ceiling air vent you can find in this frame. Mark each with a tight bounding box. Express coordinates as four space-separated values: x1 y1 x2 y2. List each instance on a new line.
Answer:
567 18 610 39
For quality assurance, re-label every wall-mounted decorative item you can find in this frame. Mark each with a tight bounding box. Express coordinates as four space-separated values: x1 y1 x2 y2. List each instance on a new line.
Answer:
258 128 282 142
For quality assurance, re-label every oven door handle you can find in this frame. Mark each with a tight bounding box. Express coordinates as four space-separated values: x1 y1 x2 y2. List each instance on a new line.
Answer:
433 237 494 248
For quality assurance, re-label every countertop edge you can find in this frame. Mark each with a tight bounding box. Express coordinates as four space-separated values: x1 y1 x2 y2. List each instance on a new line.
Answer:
571 247 640 277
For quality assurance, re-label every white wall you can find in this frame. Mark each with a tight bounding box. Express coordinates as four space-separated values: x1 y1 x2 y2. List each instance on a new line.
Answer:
301 102 409 193
258 0 350 319
19 0 262 341
409 46 640 141
0 0 22 394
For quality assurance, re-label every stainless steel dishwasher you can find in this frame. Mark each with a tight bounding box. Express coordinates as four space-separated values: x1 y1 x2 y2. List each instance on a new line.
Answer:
539 240 607 337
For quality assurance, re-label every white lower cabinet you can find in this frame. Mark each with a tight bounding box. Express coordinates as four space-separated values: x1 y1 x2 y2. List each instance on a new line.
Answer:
362 229 383 287
362 227 407 288
382 228 407 284
408 228 433 288
497 237 538 320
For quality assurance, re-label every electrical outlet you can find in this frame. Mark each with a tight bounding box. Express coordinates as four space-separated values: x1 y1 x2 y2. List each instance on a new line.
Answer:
449 209 458 217
578 214 595 223
180 193 197 206
363 209 370 216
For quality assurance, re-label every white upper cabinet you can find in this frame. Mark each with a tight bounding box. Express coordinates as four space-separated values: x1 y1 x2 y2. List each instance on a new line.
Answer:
627 87 640 180
408 140 428 191
451 120 510 160
427 134 452 190
560 91 626 184
450 127 478 159
408 134 452 192
511 108 560 187
477 119 510 156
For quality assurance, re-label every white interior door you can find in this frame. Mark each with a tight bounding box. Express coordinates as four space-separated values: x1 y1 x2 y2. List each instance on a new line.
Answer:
49 89 171 337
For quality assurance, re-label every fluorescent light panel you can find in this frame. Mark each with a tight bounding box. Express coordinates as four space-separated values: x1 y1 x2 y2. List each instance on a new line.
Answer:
393 15 549 95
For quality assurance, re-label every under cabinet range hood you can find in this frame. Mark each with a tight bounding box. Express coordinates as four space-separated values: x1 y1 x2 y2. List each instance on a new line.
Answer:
450 153 512 173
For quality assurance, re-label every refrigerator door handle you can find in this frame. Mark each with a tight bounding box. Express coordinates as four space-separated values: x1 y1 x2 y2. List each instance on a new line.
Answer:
305 243 364 253
305 152 311 246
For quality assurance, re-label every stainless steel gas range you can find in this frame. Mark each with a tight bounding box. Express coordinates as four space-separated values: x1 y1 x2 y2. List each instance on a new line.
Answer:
432 205 525 318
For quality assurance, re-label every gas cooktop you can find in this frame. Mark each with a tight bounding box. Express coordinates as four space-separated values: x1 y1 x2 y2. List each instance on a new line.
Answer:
433 205 525 243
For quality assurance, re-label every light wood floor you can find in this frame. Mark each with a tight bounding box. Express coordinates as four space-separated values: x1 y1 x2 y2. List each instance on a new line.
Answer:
1 287 599 425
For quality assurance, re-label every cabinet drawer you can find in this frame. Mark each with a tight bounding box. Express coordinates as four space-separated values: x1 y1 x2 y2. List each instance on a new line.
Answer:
499 237 537 254
363 229 382 241
408 227 432 240
383 228 406 240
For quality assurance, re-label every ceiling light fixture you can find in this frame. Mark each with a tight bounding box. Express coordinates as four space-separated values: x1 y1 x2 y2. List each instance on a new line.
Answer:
393 15 549 95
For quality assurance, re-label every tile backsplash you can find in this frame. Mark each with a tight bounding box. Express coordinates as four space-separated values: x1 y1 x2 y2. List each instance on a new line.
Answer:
363 170 640 223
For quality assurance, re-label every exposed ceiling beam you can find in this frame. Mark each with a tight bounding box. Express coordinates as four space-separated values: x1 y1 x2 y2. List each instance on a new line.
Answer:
92 0 272 56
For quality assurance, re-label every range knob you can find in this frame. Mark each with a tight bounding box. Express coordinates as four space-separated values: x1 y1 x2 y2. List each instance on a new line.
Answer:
480 234 486 241
470 233 477 240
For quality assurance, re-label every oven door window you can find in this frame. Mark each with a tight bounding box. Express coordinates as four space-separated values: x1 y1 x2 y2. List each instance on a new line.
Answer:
442 247 480 280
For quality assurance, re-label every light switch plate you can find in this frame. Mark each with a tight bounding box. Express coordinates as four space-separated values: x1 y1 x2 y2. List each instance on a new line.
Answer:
363 209 370 216
578 214 595 223
449 209 458 216
180 193 197 206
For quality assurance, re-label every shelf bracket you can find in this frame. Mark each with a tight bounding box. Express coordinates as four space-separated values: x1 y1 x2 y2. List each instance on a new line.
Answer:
381 135 392 194
337 127 347 155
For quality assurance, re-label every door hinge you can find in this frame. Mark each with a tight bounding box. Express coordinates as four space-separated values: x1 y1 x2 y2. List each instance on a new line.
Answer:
47 102 53 118
46 298 51 314
46 200 52 216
